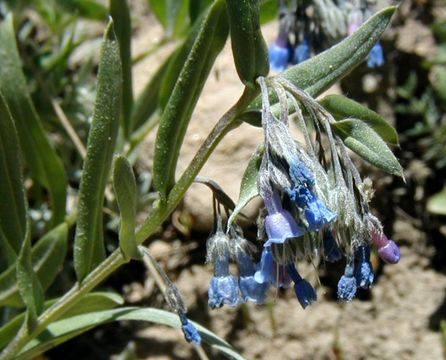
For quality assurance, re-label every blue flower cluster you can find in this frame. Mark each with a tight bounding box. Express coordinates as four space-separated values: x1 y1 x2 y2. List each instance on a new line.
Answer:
205 77 401 311
269 1 385 71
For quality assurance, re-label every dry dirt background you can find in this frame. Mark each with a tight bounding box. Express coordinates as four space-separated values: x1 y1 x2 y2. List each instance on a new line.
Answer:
50 1 446 359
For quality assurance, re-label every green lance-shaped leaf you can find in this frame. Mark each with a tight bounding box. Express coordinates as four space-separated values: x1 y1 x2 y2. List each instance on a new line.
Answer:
0 222 68 307
153 0 229 199
189 0 212 23
131 57 170 132
110 0 133 139
227 146 263 228
149 0 190 39
226 0 269 86
113 156 138 259
0 292 123 350
259 0 279 24
427 187 446 216
16 226 44 330
59 0 108 20
332 119 404 177
158 17 203 110
0 15 67 226
319 94 399 145
74 20 122 282
240 6 397 125
18 307 246 360
0 92 27 257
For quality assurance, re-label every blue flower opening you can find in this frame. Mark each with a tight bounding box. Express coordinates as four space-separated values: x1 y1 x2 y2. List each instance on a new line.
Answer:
337 263 357 301
286 264 317 308
367 43 384 68
293 36 311 64
239 275 269 304
269 42 292 72
237 252 269 304
208 275 240 309
180 315 202 345
264 209 305 244
208 254 240 309
254 245 291 288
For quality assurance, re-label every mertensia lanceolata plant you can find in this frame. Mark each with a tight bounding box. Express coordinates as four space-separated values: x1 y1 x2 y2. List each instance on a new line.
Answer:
0 1 403 359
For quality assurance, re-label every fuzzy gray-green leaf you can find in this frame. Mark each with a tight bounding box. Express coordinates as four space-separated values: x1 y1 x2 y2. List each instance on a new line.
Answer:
0 92 27 257
319 94 399 145
240 6 397 125
110 0 133 138
74 20 122 282
332 119 404 177
0 222 68 307
153 0 228 199
149 0 190 39
18 307 245 360
227 146 263 227
0 15 67 227
16 227 44 329
0 292 123 350
113 156 138 259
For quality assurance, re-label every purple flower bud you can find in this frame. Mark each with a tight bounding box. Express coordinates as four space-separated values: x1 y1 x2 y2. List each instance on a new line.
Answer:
372 230 401 264
378 240 401 264
371 230 389 248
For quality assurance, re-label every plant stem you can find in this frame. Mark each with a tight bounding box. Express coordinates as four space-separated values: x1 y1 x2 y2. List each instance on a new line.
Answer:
0 85 258 360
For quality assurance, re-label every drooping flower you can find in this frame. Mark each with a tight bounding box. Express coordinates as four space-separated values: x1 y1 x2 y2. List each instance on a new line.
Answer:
254 245 292 288
286 263 317 309
269 27 292 72
292 36 311 64
230 228 269 304
179 313 201 345
206 222 241 309
262 188 305 245
367 42 384 68
258 78 336 232
208 254 240 309
237 252 269 304
337 261 357 301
